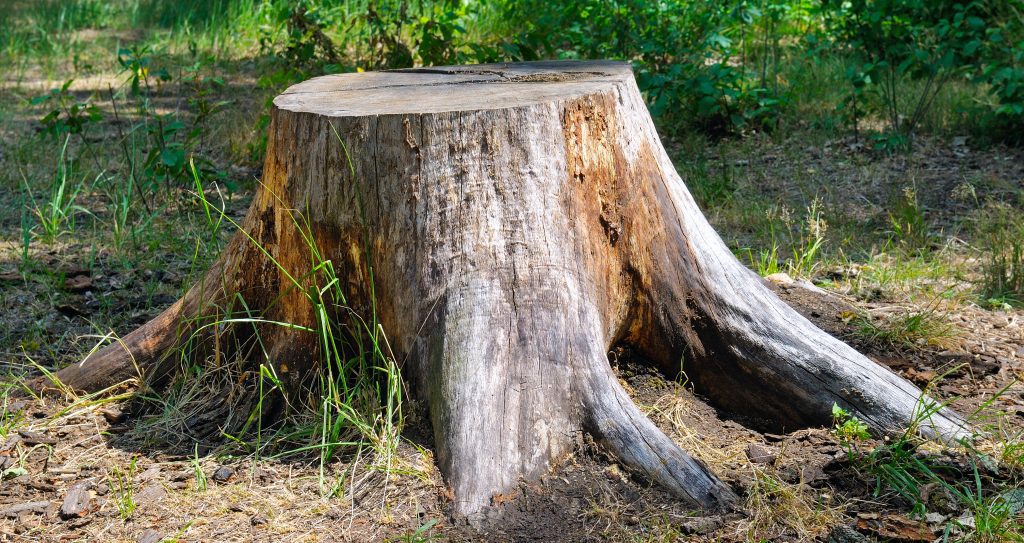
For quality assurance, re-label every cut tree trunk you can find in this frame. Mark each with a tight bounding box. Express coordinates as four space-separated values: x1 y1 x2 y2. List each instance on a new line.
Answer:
46 60 968 516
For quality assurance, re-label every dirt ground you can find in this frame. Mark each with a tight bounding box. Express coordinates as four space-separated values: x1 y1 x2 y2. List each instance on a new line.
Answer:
1 273 1021 541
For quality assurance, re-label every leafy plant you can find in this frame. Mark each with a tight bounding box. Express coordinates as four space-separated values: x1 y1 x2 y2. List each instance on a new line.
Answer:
823 0 989 148
832 402 870 457
30 78 102 139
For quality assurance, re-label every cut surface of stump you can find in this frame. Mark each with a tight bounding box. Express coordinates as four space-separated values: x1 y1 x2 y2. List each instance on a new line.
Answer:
48 60 968 517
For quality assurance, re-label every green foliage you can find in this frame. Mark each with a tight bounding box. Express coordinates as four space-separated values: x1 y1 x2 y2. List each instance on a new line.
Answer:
822 0 990 148
113 45 228 193
500 0 787 135
831 403 871 452
969 2 1024 142
23 136 91 244
30 79 102 139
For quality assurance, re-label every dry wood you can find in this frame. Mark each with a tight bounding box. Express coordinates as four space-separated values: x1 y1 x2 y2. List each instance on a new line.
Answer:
42 60 968 517
59 481 92 519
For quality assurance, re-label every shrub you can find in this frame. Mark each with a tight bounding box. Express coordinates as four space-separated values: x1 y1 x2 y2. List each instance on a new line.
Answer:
822 0 989 149
496 0 786 136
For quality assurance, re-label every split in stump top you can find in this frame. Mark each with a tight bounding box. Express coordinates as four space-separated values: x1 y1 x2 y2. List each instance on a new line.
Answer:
273 60 633 116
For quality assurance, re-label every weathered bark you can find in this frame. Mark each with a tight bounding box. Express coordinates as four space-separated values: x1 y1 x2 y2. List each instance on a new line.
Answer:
46 61 968 516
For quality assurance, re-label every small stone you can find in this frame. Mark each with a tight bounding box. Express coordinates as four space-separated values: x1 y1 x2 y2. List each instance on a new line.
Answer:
744 443 776 465
827 525 872 543
679 515 723 534
212 466 235 483
137 529 163 543
134 484 166 512
137 466 161 483
99 407 126 424
765 272 795 286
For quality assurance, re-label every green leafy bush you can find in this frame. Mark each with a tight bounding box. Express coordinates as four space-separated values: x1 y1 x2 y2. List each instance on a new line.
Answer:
822 0 989 149
494 0 787 135
973 4 1024 142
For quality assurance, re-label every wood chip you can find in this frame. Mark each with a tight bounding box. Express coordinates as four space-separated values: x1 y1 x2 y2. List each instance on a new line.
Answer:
99 407 126 424
59 481 92 520
856 512 934 542
63 275 92 292
0 501 50 518
17 430 56 446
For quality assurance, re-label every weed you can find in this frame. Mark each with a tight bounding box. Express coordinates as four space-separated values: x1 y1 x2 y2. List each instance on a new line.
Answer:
852 302 958 350
23 136 92 244
108 456 138 519
388 519 440 543
30 78 102 140
948 468 1024 543
788 197 828 277
746 242 781 277
888 184 930 250
975 201 1024 307
191 444 207 492
832 403 870 457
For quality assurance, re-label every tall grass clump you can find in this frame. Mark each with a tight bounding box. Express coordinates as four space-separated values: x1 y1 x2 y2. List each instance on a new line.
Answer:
134 138 405 498
975 201 1024 308
23 136 92 244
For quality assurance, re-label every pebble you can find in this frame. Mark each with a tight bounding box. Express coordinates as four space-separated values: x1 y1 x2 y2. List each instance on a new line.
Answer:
137 529 163 543
744 443 776 464
212 466 235 483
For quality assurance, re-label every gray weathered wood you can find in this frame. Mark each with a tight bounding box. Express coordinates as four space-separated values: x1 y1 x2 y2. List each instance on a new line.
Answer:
59 481 92 519
46 60 967 517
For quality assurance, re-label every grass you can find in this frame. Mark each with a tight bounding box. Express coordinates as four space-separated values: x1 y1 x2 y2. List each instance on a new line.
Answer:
742 465 842 541
975 201 1024 308
108 456 138 519
191 443 207 492
833 393 1024 542
852 303 959 350
22 135 91 245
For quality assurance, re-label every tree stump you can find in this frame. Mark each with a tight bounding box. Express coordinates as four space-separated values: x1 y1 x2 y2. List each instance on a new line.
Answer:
50 61 967 516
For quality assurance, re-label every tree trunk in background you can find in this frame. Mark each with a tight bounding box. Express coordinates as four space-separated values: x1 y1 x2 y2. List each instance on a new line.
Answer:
46 61 968 517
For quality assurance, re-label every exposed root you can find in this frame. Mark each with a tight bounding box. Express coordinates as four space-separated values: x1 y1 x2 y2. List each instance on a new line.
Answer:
580 356 739 512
